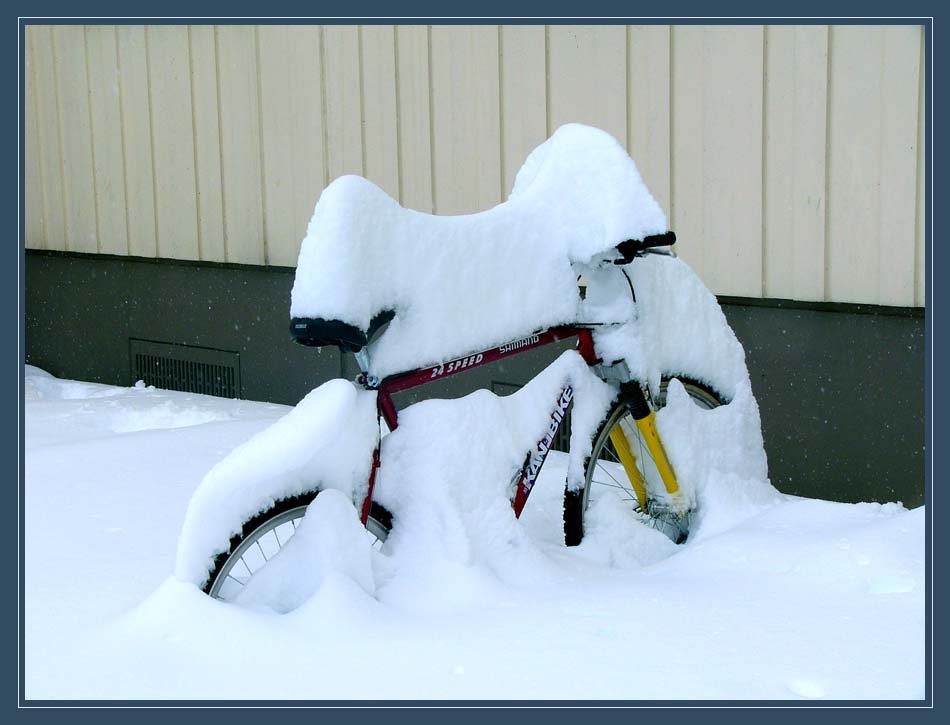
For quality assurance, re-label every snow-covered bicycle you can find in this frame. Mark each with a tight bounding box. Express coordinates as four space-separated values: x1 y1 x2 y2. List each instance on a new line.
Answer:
200 234 728 601
176 124 755 603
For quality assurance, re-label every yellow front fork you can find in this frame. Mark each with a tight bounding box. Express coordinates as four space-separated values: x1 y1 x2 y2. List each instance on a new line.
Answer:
608 409 685 514
608 426 649 510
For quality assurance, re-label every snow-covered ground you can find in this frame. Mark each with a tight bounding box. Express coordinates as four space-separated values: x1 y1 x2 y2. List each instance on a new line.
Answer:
24 366 924 700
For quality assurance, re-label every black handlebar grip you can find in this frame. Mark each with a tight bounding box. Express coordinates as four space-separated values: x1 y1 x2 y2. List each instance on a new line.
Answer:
614 231 676 264
640 231 676 249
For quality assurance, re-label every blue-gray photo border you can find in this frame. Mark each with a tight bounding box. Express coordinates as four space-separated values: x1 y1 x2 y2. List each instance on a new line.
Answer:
13 7 938 715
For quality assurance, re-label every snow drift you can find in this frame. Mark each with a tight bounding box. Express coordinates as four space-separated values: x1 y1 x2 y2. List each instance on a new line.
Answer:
26 370 923 699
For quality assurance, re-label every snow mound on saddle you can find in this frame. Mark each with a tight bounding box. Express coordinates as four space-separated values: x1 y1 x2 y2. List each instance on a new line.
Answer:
291 124 666 379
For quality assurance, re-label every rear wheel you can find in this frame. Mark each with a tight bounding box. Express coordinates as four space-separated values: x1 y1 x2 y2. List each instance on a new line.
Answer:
202 490 392 601
564 377 723 546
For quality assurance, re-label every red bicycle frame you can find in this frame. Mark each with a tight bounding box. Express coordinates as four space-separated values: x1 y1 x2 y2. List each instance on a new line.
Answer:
358 326 599 524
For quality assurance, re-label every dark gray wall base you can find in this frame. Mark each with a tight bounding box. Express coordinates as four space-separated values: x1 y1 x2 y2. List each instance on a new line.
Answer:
25 250 925 508
25 251 342 403
721 302 924 508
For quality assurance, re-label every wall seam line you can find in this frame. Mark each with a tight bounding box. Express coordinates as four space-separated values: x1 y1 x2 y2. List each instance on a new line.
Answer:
114 26 132 256
544 25 551 138
625 24 632 155
187 26 203 261
822 25 833 302
357 25 367 179
51 28 71 250
318 26 330 189
82 27 102 254
254 25 268 265
144 26 161 258
875 32 886 304
760 25 768 298
426 25 437 213
393 26 404 205
912 24 924 306
28 29 50 250
497 25 505 201
212 25 229 263
668 26 675 227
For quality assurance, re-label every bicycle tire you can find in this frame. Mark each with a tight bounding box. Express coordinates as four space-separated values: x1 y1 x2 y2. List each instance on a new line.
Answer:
201 490 392 601
564 377 723 547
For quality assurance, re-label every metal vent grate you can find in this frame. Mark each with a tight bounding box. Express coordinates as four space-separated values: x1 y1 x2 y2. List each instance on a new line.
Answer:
130 339 241 399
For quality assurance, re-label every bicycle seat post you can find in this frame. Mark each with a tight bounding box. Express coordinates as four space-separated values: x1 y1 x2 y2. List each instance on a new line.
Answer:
354 348 379 388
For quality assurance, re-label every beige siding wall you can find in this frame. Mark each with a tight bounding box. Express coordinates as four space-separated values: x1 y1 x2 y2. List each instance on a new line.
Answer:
24 23 926 306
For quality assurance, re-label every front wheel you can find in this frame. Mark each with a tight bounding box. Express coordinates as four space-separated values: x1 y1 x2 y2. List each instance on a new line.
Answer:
564 377 723 547
202 490 392 601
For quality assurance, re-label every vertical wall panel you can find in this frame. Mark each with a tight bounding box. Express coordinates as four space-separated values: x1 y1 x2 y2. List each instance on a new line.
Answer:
670 27 707 276
188 25 225 262
24 28 46 249
763 25 828 301
323 26 363 182
256 26 295 265
628 25 671 218
500 25 547 198
827 26 920 306
360 26 400 200
672 25 764 297
258 25 325 266
30 26 67 251
916 26 926 308
430 25 501 215
877 27 921 306
394 25 432 212
84 25 128 255
146 25 199 260
216 25 265 265
53 26 98 252
548 25 627 147
115 25 157 258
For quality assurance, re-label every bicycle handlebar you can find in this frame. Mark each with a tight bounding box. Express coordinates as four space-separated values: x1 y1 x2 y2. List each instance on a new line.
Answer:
614 231 676 264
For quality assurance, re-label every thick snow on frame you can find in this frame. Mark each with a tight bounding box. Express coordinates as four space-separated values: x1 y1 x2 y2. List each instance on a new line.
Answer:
175 380 378 586
290 124 667 380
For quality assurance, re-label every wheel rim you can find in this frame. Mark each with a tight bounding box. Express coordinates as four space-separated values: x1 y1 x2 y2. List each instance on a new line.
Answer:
582 380 721 541
207 504 389 602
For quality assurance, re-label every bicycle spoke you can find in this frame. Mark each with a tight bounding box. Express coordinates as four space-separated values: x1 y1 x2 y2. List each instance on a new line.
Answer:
592 463 630 491
574 381 723 547
590 474 631 491
592 479 638 500
206 501 390 602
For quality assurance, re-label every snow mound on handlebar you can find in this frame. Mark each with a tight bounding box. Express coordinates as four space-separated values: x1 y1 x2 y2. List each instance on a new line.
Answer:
290 123 667 380
594 253 751 402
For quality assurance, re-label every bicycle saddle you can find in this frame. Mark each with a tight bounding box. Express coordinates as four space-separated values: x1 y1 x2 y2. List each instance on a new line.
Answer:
291 310 395 352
